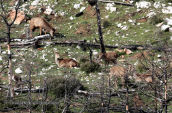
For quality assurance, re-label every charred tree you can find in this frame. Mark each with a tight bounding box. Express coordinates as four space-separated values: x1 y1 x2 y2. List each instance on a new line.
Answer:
1 0 21 98
95 1 106 54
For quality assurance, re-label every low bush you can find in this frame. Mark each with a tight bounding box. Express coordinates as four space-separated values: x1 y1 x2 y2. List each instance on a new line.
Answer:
148 15 163 25
80 61 101 74
103 20 111 29
47 76 83 98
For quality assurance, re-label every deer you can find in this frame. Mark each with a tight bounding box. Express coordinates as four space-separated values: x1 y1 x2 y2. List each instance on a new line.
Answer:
108 65 155 89
133 73 155 83
54 51 79 68
29 17 55 38
99 51 119 67
108 66 127 89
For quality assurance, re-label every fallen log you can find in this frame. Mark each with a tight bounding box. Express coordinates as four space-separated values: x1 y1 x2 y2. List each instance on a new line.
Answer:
77 90 118 96
77 89 136 96
98 0 134 6
2 38 172 52
0 85 46 93
0 38 26 42
14 88 46 93
50 41 172 52
9 34 50 48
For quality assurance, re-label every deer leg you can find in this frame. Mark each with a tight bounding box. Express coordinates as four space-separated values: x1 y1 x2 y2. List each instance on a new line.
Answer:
39 27 42 35
30 26 34 38
44 30 46 35
121 77 125 89
107 76 110 87
115 76 118 88
113 59 117 65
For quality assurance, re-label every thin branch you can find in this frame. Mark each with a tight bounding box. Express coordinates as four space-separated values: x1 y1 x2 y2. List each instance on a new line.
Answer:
98 0 134 6
0 0 5 13
9 0 21 26
0 0 8 25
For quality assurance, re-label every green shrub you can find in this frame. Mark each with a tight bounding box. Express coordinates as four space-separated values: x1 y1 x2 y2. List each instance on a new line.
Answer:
80 61 101 73
103 20 111 29
148 15 163 25
136 62 148 73
77 55 89 64
153 28 164 39
165 0 172 3
79 57 88 63
47 76 83 98
133 0 141 3
114 50 126 57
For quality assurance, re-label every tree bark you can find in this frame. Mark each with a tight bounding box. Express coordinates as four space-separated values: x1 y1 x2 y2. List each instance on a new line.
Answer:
96 2 106 53
98 0 134 6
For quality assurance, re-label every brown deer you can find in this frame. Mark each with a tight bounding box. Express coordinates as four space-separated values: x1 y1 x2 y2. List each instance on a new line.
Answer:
133 73 154 83
99 51 119 66
109 65 154 89
54 51 79 68
108 66 127 89
29 17 55 38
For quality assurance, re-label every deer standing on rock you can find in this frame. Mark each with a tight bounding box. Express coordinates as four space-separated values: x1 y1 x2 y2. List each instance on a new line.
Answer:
54 51 79 68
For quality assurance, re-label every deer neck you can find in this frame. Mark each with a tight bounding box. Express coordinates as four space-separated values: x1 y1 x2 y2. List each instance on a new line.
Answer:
55 54 60 66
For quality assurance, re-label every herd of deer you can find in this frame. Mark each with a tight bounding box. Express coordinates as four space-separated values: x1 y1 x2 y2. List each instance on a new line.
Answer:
54 49 154 89
29 16 154 89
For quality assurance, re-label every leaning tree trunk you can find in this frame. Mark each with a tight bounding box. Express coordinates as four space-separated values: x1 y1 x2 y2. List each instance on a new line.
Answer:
126 73 129 113
1 0 21 98
95 2 106 53
164 69 167 113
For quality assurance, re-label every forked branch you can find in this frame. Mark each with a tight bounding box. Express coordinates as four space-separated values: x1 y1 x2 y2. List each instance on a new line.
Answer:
0 0 21 26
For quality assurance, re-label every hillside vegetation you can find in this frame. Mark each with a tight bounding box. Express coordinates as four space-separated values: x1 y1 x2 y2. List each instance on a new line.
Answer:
0 0 172 112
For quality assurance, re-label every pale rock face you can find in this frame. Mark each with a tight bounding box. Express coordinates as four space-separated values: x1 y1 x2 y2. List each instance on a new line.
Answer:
105 3 116 13
8 10 25 25
136 1 151 9
109 7 117 13
154 2 162 8
106 3 114 8
93 50 98 55
170 36 172 41
44 6 55 15
147 12 156 18
121 25 128 30
117 23 122 28
15 68 22 74
31 0 40 6
70 16 74 20
165 18 172 25
74 4 80 9
169 28 172 33
161 25 170 31
80 7 86 12
162 6 172 14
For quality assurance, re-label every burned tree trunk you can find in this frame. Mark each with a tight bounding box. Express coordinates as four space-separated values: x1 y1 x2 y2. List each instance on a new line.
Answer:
1 0 21 98
95 2 106 54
